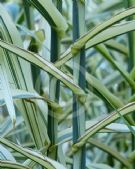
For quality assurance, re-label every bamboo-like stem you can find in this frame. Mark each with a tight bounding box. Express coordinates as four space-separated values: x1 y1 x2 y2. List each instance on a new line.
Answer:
23 0 34 29
127 0 135 72
72 1 86 169
47 0 61 160
23 0 41 93
127 0 135 168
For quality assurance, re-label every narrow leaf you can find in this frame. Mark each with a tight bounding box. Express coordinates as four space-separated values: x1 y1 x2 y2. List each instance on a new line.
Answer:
72 102 135 152
28 0 68 35
0 160 30 169
0 137 67 169
0 39 84 96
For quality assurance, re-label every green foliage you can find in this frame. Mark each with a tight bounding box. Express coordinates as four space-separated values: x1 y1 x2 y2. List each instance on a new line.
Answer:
1 0 135 169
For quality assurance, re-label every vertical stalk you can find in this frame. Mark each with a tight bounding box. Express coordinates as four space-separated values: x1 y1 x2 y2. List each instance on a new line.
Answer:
127 0 135 168
47 0 61 160
127 0 135 72
23 0 41 93
23 0 33 29
72 1 86 169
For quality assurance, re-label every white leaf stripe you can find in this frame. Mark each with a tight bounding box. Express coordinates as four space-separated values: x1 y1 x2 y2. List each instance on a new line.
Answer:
55 7 135 67
72 102 135 152
0 137 67 169
28 0 68 35
0 160 30 169
0 39 84 96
